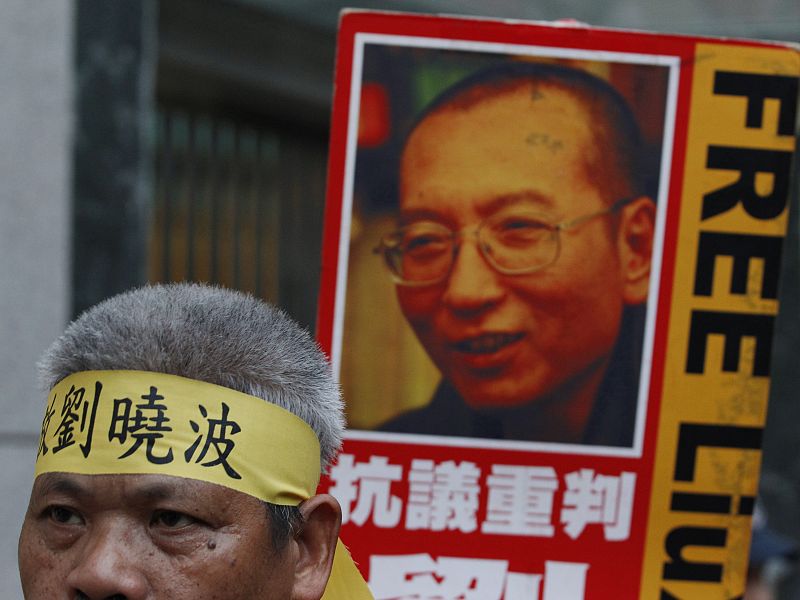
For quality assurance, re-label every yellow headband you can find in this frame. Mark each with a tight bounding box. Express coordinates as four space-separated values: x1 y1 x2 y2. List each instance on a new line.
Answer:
35 370 373 599
35 370 321 503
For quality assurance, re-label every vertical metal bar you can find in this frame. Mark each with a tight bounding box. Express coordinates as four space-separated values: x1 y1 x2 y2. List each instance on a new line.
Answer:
161 110 173 281
209 119 221 284
232 124 242 290
259 133 280 303
254 134 265 299
150 110 163 283
243 129 257 294
186 112 196 280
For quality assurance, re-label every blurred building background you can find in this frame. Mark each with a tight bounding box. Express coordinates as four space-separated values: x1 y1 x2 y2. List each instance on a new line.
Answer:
0 1 797 597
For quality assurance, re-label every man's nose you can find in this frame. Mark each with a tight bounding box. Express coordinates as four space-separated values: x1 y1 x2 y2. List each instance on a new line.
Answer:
442 237 505 315
66 521 149 600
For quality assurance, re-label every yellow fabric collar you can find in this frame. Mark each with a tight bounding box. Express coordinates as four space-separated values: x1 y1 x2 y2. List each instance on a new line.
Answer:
35 370 372 599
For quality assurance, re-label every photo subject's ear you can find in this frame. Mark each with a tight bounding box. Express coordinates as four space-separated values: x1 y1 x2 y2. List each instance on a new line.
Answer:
618 196 656 305
291 494 342 600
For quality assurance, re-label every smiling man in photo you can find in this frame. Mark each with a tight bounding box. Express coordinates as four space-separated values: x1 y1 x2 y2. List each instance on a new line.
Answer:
376 63 657 446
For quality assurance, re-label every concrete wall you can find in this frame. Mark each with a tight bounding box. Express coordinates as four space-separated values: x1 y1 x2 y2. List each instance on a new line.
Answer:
0 1 73 596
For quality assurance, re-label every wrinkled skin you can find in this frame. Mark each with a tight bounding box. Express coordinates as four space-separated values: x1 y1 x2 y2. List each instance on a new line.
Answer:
18 472 340 600
398 83 655 441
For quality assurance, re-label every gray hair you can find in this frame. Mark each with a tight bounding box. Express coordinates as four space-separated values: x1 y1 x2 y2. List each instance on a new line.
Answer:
38 282 344 472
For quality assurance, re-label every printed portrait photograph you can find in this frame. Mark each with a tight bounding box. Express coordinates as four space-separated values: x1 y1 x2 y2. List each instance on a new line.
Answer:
337 38 675 451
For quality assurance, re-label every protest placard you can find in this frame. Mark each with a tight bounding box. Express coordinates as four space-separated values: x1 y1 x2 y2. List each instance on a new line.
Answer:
317 11 800 598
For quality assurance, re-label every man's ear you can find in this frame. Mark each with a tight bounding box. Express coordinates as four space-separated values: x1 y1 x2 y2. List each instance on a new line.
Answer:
291 494 342 600
617 196 656 305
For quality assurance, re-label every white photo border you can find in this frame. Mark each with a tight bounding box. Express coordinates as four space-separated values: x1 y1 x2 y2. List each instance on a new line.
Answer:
332 32 682 459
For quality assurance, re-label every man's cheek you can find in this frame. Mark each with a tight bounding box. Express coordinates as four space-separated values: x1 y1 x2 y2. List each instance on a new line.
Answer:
396 288 441 323
19 533 60 598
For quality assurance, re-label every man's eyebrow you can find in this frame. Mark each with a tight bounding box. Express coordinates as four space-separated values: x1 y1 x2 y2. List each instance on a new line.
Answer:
128 482 177 502
36 475 185 503
397 208 449 225
37 475 89 499
477 191 555 217
399 191 555 225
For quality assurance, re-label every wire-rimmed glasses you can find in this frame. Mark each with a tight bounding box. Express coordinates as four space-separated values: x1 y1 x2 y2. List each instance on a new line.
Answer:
375 197 634 286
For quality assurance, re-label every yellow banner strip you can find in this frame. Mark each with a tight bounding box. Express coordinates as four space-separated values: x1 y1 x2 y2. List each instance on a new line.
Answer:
35 370 321 505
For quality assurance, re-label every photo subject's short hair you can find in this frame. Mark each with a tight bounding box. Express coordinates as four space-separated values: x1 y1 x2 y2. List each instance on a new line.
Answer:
408 61 646 200
38 282 344 471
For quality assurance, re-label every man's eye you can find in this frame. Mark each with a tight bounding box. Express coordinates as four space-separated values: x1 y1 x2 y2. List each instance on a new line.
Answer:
499 217 547 231
403 233 449 256
152 510 197 529
493 217 549 243
47 505 83 526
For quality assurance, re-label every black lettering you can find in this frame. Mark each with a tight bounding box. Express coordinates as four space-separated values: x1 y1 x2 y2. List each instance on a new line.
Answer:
713 71 798 136
738 496 755 516
673 423 762 482
671 492 731 514
662 587 743 600
184 402 242 479
703 146 791 220
108 386 173 464
663 526 727 582
686 310 773 376
694 232 783 299
79 381 102 458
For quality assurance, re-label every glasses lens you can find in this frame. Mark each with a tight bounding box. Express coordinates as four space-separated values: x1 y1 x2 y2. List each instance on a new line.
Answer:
384 222 454 283
481 212 557 273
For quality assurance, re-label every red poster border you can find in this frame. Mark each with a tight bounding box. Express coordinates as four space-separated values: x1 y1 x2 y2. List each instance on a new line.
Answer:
315 11 793 597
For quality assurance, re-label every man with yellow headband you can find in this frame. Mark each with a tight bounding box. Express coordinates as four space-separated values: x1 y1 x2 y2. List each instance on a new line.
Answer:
18 283 372 599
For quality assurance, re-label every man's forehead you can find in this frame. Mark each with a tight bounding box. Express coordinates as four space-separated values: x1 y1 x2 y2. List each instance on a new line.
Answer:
400 82 602 212
403 72 640 204
33 472 248 506
403 81 594 165
423 79 591 125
